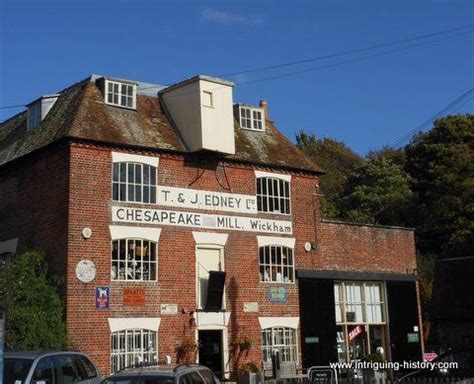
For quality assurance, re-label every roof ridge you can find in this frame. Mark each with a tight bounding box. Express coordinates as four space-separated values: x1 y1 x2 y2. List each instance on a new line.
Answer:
53 81 91 140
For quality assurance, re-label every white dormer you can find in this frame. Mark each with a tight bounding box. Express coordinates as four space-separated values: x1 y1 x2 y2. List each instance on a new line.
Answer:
160 75 235 155
97 77 137 110
27 94 59 132
235 104 265 131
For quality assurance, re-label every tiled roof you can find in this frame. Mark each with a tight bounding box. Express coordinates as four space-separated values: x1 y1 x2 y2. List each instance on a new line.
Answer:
0 76 321 173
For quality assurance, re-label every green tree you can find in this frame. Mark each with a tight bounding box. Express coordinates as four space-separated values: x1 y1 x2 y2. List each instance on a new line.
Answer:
367 145 406 169
0 250 68 350
296 132 363 218
340 157 413 225
405 114 474 258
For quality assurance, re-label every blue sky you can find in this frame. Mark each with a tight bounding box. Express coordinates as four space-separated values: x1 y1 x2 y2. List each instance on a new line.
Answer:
1 0 472 154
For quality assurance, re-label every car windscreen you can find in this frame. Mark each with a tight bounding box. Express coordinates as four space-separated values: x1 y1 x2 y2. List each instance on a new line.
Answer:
4 358 34 384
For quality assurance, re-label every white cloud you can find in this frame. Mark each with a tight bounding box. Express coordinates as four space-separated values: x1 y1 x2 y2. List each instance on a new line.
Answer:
200 8 264 25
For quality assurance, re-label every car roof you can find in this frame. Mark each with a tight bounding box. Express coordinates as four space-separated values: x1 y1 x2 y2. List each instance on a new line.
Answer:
4 351 88 360
108 364 211 378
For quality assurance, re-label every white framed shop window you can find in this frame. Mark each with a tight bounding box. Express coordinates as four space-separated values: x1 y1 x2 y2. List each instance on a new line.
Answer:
111 152 159 204
259 317 299 366
258 236 296 284
334 281 387 363
109 226 161 282
108 318 160 373
255 171 291 215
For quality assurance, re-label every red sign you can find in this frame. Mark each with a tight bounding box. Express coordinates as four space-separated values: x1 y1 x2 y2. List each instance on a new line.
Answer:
348 325 364 342
123 288 145 307
424 352 438 362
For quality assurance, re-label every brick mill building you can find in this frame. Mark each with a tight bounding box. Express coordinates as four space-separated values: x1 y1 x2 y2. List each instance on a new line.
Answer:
0 74 423 376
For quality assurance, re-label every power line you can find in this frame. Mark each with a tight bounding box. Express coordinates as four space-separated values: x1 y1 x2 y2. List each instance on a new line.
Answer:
391 88 474 147
137 27 473 94
0 104 24 110
218 24 474 78
1 25 473 111
237 29 474 86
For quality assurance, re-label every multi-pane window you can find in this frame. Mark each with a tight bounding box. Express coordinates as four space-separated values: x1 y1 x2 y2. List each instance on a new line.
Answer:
111 239 157 281
256 177 291 214
106 80 136 109
259 245 294 283
111 329 157 373
240 107 252 129
335 282 384 324
112 162 157 203
239 106 264 131
262 327 297 363
334 282 386 363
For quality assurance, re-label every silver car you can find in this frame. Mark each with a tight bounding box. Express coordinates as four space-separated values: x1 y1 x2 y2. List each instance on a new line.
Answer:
4 351 102 384
103 363 220 384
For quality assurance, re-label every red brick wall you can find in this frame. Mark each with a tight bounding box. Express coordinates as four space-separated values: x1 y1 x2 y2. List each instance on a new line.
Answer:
66 142 321 375
0 142 70 278
319 220 417 274
1 140 420 376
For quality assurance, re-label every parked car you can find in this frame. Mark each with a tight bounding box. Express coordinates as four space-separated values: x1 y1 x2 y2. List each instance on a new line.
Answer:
4 351 102 384
102 363 220 384
398 348 474 383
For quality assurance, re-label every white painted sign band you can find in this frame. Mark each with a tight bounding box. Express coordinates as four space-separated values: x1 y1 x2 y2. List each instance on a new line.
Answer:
111 207 292 234
157 186 257 214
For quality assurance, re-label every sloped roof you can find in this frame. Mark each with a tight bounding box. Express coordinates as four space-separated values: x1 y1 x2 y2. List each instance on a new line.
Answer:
0 76 321 173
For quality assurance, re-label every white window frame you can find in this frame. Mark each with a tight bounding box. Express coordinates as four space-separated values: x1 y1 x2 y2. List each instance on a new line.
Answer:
202 91 213 108
111 238 158 282
334 281 388 363
259 244 295 284
110 328 157 373
112 161 158 204
105 79 137 109
256 176 291 215
261 327 298 364
239 105 265 131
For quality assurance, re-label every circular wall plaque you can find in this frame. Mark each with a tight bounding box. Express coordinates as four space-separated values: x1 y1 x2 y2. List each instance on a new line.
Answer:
82 227 92 239
304 242 312 252
75 260 96 283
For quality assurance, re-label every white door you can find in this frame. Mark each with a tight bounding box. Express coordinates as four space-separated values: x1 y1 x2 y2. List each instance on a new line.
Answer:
196 247 223 309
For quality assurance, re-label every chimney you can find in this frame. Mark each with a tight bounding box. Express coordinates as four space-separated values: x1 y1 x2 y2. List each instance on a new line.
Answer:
260 100 269 120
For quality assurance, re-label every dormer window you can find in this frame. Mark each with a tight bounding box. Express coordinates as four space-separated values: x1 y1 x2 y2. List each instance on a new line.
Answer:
103 79 137 109
237 105 265 131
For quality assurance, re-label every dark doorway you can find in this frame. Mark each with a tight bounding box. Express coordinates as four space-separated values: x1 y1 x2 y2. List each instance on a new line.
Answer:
198 330 223 377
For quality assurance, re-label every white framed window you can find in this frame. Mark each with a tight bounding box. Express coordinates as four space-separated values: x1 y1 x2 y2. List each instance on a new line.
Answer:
105 79 137 109
262 327 298 363
112 162 157 203
202 91 213 107
110 329 157 372
239 106 265 131
334 281 387 363
256 177 291 214
111 238 157 281
259 245 294 283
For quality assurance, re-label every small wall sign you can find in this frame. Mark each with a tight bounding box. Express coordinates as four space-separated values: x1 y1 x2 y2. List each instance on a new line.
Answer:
305 336 320 344
96 287 110 310
160 304 178 315
75 260 96 283
243 302 259 312
424 352 438 362
407 332 420 343
308 367 337 384
123 288 145 307
268 287 288 303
